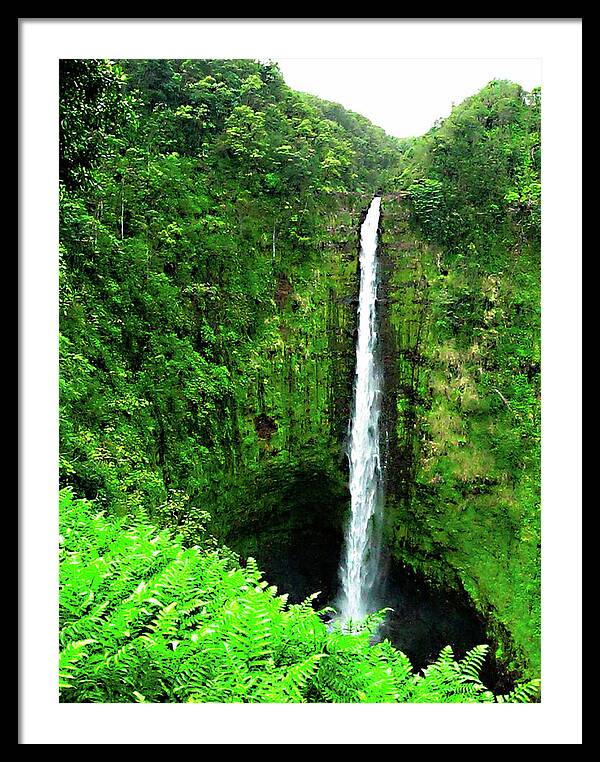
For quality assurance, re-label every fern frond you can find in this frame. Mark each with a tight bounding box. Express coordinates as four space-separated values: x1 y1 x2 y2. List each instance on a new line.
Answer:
497 679 541 703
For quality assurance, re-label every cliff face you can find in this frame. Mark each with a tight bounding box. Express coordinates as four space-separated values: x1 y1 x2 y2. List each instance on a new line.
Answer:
130 185 540 679
207 194 371 602
378 195 541 679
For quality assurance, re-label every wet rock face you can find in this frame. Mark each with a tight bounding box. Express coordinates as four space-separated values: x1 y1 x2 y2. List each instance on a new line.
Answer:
379 558 519 693
376 561 501 684
376 194 541 681
208 198 366 603
247 525 344 605
221 458 349 604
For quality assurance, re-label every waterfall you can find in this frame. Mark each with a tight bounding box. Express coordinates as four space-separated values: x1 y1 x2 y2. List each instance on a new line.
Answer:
338 195 383 625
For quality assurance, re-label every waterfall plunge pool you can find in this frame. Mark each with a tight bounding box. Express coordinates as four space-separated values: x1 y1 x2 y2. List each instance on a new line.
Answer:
246 535 513 693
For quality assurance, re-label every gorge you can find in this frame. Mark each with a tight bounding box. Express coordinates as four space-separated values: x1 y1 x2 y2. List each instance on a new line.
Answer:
58 59 541 703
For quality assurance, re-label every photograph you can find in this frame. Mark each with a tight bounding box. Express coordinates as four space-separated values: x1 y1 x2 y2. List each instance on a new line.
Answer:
19 17 582 745
57 56 542 704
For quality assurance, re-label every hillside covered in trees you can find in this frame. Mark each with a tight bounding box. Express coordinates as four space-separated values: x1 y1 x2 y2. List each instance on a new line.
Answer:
59 59 541 703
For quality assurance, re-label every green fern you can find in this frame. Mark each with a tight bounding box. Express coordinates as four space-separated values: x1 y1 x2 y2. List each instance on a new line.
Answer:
59 489 541 704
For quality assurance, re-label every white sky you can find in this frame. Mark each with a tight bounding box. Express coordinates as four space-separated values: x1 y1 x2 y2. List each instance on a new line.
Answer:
277 58 542 139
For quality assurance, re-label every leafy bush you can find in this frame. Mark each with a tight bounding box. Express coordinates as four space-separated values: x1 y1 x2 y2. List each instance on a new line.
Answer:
59 489 540 703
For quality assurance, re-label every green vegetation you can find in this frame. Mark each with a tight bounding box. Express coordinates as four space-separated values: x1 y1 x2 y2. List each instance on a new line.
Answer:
60 489 539 703
59 58 391 527
380 80 541 678
59 60 541 701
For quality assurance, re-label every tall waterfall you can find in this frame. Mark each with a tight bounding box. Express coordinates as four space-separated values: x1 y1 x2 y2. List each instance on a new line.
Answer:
339 195 383 625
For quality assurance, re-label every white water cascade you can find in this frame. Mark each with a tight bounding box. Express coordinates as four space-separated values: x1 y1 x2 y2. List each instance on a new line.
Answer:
339 195 384 625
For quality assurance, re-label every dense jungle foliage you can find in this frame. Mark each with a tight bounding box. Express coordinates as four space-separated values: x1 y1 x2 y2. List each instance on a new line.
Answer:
380 80 541 678
59 58 393 522
59 59 541 702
